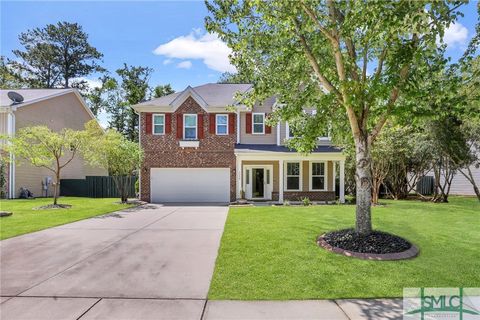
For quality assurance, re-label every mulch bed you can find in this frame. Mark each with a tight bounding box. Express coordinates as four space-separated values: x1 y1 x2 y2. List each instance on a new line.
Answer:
318 228 419 260
33 204 72 210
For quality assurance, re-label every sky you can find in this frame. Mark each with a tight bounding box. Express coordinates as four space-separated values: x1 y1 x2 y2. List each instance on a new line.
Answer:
0 0 479 94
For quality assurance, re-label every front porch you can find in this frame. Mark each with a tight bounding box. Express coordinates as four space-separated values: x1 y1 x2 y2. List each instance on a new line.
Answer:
234 145 345 203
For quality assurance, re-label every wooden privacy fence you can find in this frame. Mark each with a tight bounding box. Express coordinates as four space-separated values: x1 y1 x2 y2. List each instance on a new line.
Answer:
60 176 137 198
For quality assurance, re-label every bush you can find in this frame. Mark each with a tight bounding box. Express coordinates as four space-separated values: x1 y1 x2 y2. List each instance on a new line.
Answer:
135 178 139 196
301 197 311 206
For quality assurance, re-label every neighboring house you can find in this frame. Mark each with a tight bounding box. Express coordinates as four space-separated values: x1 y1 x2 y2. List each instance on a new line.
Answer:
422 163 480 196
0 89 107 198
448 165 480 196
133 83 346 203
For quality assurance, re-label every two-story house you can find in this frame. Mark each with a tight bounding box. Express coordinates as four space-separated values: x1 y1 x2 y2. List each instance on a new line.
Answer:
133 83 345 204
0 89 107 198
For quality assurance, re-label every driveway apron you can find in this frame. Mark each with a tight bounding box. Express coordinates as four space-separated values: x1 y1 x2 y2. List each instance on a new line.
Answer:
0 204 228 319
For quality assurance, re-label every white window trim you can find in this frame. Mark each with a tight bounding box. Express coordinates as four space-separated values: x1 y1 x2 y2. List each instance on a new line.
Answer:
309 161 327 191
284 161 302 191
183 114 197 140
252 112 265 135
216 114 228 135
285 121 294 140
152 114 165 135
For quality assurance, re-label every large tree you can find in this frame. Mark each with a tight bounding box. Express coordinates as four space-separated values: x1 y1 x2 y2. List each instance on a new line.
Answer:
85 64 152 141
111 64 152 141
9 21 103 88
217 71 251 84
152 84 174 98
206 0 464 235
0 56 25 88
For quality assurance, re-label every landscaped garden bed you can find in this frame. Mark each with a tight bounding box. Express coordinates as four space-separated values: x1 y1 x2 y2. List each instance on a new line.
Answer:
209 196 480 300
318 229 418 260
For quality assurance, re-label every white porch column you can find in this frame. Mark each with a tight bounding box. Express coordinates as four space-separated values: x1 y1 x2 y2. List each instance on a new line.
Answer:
278 159 284 203
332 161 336 192
236 157 242 199
339 159 345 203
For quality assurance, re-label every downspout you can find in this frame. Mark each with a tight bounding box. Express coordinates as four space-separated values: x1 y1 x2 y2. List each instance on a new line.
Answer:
136 110 141 199
236 110 240 144
276 123 280 146
7 108 16 198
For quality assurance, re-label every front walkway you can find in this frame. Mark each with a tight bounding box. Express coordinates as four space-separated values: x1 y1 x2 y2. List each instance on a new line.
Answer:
0 204 403 319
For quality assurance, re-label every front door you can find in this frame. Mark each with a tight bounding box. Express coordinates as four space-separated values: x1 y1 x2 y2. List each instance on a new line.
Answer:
244 165 272 200
252 168 265 198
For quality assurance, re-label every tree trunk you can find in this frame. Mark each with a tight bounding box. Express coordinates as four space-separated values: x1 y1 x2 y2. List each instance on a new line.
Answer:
53 171 60 205
355 136 372 235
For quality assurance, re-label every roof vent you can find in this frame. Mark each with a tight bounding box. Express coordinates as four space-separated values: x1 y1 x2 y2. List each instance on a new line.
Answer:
7 91 24 104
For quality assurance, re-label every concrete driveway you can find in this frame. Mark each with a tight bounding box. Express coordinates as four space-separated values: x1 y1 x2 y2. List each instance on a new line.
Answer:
0 204 228 319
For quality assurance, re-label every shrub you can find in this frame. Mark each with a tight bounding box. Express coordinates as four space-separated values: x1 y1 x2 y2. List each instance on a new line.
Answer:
301 197 311 206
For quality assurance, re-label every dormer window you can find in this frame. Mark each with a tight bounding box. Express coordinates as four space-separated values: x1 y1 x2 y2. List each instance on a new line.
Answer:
252 113 265 134
184 114 197 140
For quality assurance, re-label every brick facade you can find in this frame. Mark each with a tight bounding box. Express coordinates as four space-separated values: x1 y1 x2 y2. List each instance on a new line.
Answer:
140 96 237 202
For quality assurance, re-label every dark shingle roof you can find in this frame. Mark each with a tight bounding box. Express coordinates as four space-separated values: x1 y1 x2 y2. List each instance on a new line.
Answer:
136 83 253 107
0 88 74 107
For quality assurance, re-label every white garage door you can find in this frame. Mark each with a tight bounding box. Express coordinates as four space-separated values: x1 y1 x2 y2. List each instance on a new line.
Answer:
150 168 230 203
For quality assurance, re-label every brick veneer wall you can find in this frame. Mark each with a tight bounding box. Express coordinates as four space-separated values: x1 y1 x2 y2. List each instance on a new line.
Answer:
140 96 237 202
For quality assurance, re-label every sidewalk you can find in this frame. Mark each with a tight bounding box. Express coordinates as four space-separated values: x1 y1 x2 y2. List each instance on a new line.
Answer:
0 297 403 319
203 299 403 320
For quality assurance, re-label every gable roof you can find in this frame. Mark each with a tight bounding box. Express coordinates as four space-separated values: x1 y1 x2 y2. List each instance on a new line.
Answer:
133 83 253 111
0 89 74 108
0 88 96 120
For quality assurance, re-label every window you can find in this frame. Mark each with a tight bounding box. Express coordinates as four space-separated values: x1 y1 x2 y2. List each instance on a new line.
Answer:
153 114 165 135
311 162 326 190
184 114 197 140
286 162 300 191
246 169 250 184
216 114 228 135
252 113 265 134
286 122 294 139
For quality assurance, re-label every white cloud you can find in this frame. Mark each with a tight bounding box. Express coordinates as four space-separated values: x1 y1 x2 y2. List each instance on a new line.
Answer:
153 30 236 73
177 60 192 69
163 59 173 65
442 22 468 48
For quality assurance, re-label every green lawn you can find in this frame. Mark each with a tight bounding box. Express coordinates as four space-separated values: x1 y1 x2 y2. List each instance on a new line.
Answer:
0 197 135 240
209 197 480 300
